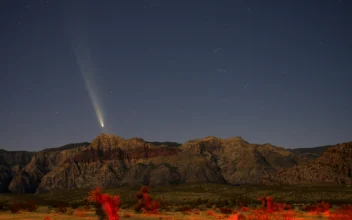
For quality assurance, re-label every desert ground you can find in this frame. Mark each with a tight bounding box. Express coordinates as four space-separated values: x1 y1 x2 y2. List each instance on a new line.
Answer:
1 183 351 220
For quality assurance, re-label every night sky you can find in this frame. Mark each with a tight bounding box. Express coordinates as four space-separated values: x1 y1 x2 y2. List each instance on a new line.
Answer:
1 0 351 151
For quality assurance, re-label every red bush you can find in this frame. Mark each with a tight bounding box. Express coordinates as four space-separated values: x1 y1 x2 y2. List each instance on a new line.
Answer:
88 187 120 220
133 186 159 214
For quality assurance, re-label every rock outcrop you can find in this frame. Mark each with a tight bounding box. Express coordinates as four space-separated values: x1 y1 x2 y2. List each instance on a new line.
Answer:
0 150 34 192
36 134 226 192
7 142 89 193
2 134 350 193
262 142 352 185
179 136 304 184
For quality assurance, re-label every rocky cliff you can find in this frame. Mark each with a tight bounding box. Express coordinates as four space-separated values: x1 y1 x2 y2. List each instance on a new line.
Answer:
1 134 350 193
0 150 34 192
262 142 352 185
6 142 90 193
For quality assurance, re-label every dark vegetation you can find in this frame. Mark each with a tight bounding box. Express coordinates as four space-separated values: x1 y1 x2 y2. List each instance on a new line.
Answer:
133 186 160 213
0 183 351 214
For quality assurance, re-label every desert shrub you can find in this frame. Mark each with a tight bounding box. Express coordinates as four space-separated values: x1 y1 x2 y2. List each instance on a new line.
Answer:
23 200 37 212
219 207 233 214
88 187 106 220
193 209 200 214
71 202 80 209
303 201 330 213
206 202 213 208
94 203 106 220
88 186 120 220
215 199 229 208
140 185 149 194
10 201 21 213
196 198 205 205
176 206 192 212
55 202 68 213
0 200 9 211
206 210 215 216
133 186 159 214
36 206 50 214
235 198 248 208
66 207 74 215
228 213 246 220
83 198 91 210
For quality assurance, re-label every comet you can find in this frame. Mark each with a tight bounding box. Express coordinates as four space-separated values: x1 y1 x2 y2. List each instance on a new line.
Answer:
72 40 105 129
66 11 105 129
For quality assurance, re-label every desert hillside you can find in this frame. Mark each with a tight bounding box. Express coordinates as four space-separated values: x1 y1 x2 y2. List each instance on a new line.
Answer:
0 134 350 193
263 142 352 185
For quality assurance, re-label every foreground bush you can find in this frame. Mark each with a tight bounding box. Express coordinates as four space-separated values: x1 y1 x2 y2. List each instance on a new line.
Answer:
133 186 160 214
10 201 21 213
55 202 68 213
23 200 38 212
0 200 9 211
88 186 120 220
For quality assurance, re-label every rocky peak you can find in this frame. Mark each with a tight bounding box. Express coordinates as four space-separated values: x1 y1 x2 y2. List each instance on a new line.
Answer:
91 133 123 149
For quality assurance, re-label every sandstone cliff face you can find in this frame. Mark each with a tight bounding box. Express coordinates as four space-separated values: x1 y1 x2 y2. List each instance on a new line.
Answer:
0 164 12 192
262 142 352 185
3 134 344 194
36 134 226 192
7 143 90 193
35 134 306 192
0 149 33 167
180 136 301 184
0 150 34 192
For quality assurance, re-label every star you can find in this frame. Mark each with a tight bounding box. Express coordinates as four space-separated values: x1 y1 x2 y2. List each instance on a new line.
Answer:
110 89 113 93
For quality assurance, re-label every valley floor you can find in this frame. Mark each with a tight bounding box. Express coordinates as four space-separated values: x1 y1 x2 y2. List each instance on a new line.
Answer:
0 184 351 220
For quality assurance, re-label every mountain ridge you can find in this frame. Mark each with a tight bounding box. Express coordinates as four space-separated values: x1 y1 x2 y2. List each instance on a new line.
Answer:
0 134 350 194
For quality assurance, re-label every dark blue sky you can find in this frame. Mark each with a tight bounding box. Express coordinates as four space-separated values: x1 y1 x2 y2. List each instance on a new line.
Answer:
1 0 351 151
